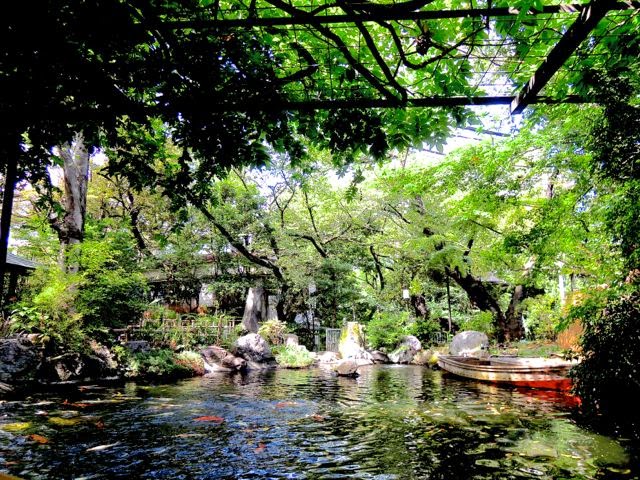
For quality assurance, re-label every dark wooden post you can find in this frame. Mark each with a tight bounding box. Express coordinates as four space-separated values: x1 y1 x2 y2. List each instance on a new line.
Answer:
446 275 453 332
0 156 18 308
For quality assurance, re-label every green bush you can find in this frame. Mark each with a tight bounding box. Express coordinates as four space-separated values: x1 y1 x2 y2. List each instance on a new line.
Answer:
459 310 495 337
408 318 441 345
366 310 409 350
77 269 148 333
570 290 640 413
523 295 560 340
175 350 206 375
125 349 202 379
258 319 288 345
275 344 314 368
8 269 87 351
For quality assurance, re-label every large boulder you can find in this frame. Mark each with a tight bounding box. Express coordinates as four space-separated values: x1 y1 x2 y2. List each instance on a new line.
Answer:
0 335 45 385
389 346 414 364
88 341 118 373
201 345 247 372
232 334 275 369
335 359 359 377
369 350 390 364
449 330 489 357
40 345 118 383
389 335 422 364
42 352 87 382
284 334 299 346
338 322 369 360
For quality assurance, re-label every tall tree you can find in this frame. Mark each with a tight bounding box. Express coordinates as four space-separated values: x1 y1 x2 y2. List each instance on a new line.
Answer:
47 132 90 271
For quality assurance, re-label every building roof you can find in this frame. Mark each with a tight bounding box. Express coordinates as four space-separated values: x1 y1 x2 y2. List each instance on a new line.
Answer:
6 252 37 271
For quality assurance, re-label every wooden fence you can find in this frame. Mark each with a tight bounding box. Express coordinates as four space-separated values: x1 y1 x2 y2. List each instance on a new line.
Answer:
116 314 241 346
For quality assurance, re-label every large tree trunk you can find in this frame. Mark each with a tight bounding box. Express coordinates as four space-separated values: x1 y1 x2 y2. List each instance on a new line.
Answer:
49 132 90 272
446 267 507 338
242 286 266 333
410 293 429 319
503 285 545 341
502 285 525 341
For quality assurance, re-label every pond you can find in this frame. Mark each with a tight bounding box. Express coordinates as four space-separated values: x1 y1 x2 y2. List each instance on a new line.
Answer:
0 365 637 479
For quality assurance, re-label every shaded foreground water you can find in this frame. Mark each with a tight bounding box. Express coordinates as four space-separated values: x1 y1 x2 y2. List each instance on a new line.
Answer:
1 365 638 479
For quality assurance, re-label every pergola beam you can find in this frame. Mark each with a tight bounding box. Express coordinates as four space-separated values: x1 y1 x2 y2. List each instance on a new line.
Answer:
158 2 635 29
7 96 589 121
510 0 617 114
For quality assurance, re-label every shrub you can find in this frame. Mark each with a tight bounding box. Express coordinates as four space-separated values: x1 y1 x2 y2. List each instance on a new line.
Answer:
408 318 441 345
8 269 87 351
258 319 288 345
175 350 206 376
275 344 314 368
366 310 409 350
459 311 495 337
125 349 201 379
570 290 640 414
77 269 148 333
523 295 560 340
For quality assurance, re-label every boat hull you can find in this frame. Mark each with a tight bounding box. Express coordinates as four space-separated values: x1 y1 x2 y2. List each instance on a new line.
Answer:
437 355 575 391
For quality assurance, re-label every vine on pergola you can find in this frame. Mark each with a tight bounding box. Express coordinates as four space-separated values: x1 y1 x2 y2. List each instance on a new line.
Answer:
0 0 638 292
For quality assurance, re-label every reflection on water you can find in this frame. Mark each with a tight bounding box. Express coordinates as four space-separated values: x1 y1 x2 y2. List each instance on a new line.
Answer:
0 365 637 479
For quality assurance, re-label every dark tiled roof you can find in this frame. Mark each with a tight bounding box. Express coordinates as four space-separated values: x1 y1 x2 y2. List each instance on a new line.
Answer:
6 252 37 270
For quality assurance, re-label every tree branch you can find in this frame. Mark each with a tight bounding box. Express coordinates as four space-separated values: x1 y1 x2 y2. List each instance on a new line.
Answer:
291 233 328 258
369 244 386 290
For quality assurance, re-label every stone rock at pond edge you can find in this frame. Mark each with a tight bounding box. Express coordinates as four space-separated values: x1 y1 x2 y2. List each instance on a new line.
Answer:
449 330 489 357
369 350 390 364
0 335 45 385
411 349 439 366
389 335 422 364
335 359 359 377
232 334 276 369
36 342 119 383
201 345 246 372
399 335 422 352
89 341 118 371
316 351 340 364
389 346 414 364
46 352 86 381
284 334 299 346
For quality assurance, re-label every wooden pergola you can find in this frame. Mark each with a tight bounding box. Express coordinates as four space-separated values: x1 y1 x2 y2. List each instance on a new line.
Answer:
144 0 638 114
0 0 638 297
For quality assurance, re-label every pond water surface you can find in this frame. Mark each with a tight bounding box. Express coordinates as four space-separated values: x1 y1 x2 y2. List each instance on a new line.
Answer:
0 365 637 479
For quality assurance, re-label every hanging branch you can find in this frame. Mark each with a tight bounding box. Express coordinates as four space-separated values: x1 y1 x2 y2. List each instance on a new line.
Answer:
378 19 484 71
184 189 286 281
385 203 412 224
